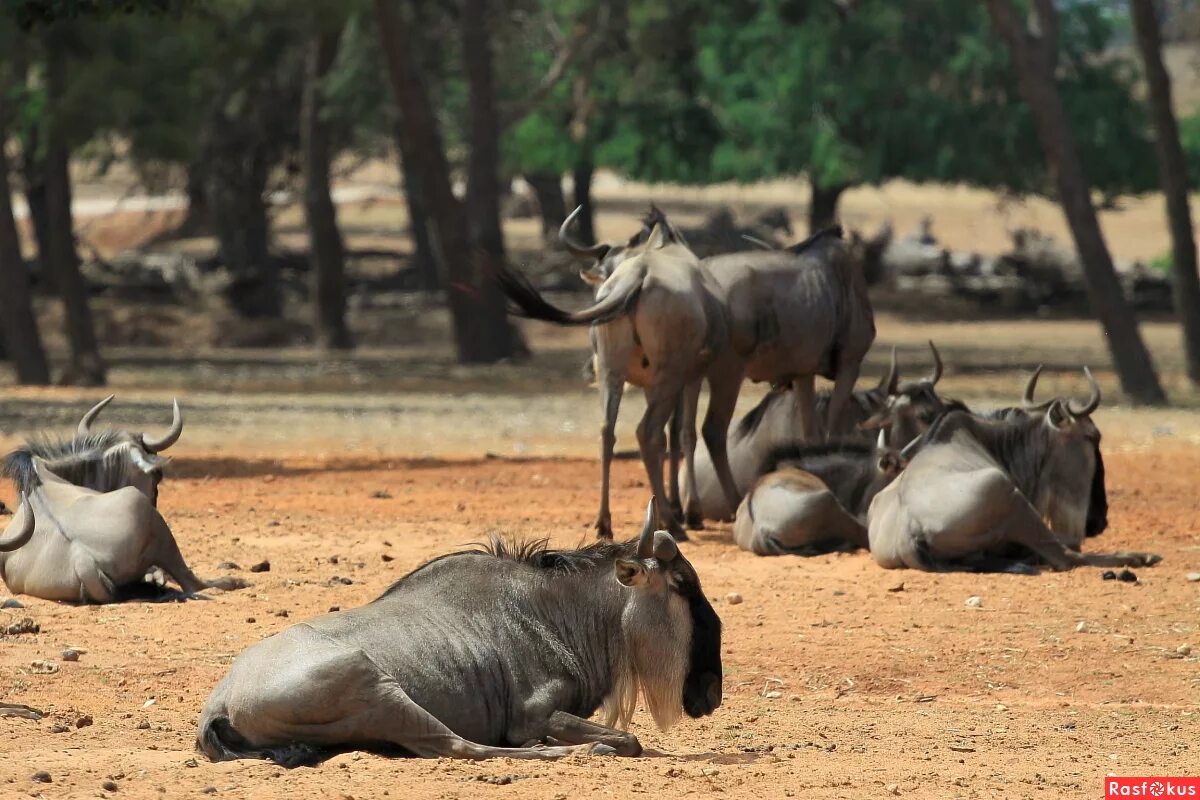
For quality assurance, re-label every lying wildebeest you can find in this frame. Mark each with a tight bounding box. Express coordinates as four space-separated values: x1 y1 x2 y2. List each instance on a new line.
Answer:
0 397 247 602
197 500 722 765
498 210 739 540
733 430 908 556
681 342 958 521
867 369 1160 573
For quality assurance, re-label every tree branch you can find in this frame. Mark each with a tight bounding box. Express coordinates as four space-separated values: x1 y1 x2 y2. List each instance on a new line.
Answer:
500 21 592 130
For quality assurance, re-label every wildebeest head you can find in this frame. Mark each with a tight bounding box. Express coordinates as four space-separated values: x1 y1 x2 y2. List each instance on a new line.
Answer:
562 205 667 287
3 396 184 507
1020 367 1107 544
611 500 722 729
861 341 963 444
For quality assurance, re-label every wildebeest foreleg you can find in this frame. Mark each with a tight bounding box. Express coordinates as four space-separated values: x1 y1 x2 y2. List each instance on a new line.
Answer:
521 711 642 756
824 361 862 441
701 366 743 522
681 380 704 529
149 514 249 595
994 494 1160 571
668 397 684 524
638 382 688 541
595 370 626 540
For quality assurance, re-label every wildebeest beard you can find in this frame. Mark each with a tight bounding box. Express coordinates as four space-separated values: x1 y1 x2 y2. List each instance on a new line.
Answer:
1085 442 1108 538
681 587 722 718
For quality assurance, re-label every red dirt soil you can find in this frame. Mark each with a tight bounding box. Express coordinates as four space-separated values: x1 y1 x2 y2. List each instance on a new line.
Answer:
1 448 1199 800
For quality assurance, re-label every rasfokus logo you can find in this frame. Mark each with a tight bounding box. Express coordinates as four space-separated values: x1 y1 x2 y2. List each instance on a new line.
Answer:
1106 778 1200 798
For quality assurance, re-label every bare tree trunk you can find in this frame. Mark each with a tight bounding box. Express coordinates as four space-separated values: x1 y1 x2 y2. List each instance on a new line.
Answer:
375 0 518 363
525 172 567 244
392 121 440 290
571 156 596 244
301 27 353 351
1131 0 1200 387
206 148 276 317
0 90 50 385
461 0 526 356
42 36 105 386
986 0 1166 405
808 182 847 233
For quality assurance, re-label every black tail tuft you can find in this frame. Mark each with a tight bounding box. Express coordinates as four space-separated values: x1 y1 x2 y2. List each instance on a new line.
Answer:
788 224 844 254
495 266 575 324
198 717 323 768
1 448 39 496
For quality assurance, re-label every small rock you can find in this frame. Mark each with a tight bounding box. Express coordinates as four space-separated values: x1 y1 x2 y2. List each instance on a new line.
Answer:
764 690 782 699
29 659 58 674
1075 621 1088 633
50 723 69 733
886 784 900 795
789 694 801 701
370 490 392 499
201 786 216 794
1177 644 1192 656
1117 569 1138 583
216 562 240 571
329 576 353 586
4 617 39 635
701 767 720 777
31 771 51 784
1101 570 1117 581
381 553 394 562
102 780 119 791
328 606 340 613
246 617 256 623
887 583 905 593
1187 572 1200 583
267 520 280 527
62 649 81 662
995 703 1007 711
2 597 24 609
183 759 198 768
75 714 93 728
142 698 156 708
249 560 271 573
965 596 983 608
274 610 289 618
455 502 467 512
725 592 743 605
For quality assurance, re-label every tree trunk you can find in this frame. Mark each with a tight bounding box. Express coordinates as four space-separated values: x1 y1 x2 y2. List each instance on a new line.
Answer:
525 172 567 244
42 35 105 386
393 121 440 290
206 146 277 317
0 93 50 385
375 0 518 363
176 160 211 237
986 0 1166 405
571 156 596 244
301 27 353 351
461 0 526 356
809 182 846 233
1131 0 1200 387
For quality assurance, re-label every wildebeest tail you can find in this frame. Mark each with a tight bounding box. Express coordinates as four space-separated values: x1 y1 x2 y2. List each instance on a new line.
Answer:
496 263 644 326
197 716 322 768
787 224 844 254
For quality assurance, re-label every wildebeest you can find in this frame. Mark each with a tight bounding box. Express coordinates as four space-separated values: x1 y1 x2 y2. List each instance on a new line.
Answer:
197 500 722 765
0 397 248 602
498 210 739 540
867 370 1161 573
733 430 908 556
682 342 957 521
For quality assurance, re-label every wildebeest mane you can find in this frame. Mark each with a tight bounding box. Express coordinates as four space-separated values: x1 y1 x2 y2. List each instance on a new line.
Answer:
760 439 874 478
1085 443 1107 538
2 431 153 496
734 385 791 439
787 224 843 254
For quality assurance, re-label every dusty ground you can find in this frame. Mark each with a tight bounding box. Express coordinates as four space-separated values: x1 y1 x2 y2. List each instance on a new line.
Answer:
1 391 1199 800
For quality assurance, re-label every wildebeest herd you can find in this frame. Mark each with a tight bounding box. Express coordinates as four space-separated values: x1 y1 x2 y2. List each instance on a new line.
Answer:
0 206 1163 766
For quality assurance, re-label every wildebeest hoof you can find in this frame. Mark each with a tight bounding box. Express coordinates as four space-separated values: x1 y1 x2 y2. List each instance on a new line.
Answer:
667 525 690 543
585 743 618 757
1101 570 1117 581
685 513 705 531
1116 569 1138 583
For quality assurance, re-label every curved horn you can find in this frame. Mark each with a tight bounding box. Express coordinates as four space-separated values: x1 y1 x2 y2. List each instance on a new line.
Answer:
1067 366 1101 417
559 206 608 260
638 498 657 559
927 340 943 385
876 428 887 451
0 493 36 552
1022 365 1052 410
77 394 116 435
142 399 183 453
900 435 923 460
877 346 899 395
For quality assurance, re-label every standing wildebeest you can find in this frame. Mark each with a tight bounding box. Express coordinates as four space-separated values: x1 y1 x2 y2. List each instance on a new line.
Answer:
498 212 739 540
197 500 722 765
867 370 1160 573
732 430 908 556
0 397 248 602
682 342 957 521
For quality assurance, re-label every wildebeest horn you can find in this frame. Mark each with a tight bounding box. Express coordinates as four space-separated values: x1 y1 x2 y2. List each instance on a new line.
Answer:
900 435 923 459
0 493 35 552
638 498 657 559
78 394 116 435
876 428 887 450
1067 367 1101 418
877 346 899 395
927 340 943 385
1022 365 1055 411
142 399 183 453
559 206 608 260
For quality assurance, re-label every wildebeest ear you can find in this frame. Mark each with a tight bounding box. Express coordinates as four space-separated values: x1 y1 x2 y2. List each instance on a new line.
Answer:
615 558 647 587
578 267 605 286
646 222 671 250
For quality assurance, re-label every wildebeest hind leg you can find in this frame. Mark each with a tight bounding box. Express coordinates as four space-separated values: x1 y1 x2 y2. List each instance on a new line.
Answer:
681 379 704 529
667 396 684 525
638 382 688 541
701 366 743 522
520 711 641 756
595 371 626 540
824 362 862 441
